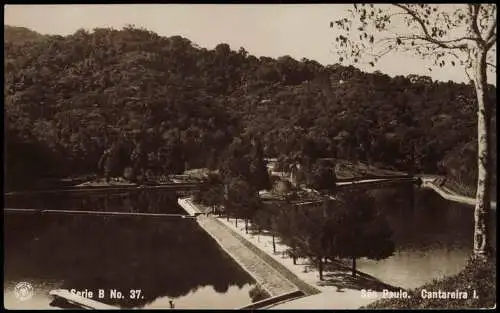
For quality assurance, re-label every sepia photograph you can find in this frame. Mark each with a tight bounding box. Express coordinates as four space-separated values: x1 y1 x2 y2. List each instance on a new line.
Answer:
3 3 497 310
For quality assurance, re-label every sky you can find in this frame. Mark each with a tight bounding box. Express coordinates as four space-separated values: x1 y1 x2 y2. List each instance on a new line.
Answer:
4 4 496 84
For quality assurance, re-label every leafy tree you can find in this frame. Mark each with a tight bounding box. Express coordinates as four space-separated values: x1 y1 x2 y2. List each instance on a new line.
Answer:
4 25 47 44
193 173 224 214
251 203 284 254
248 285 269 303
293 205 332 280
123 167 135 182
219 137 252 182
331 3 496 261
253 204 279 252
224 177 260 233
307 159 337 192
270 204 294 260
249 139 272 191
4 24 495 201
323 191 395 276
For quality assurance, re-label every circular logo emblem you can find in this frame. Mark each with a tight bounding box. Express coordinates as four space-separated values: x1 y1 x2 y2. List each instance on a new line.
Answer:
14 282 34 301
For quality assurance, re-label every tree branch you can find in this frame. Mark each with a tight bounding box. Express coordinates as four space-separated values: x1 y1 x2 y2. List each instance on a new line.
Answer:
469 4 483 42
465 68 474 85
369 46 396 59
374 37 394 45
484 6 497 43
486 34 497 50
392 4 474 49
396 35 477 45
461 47 475 83
487 62 496 69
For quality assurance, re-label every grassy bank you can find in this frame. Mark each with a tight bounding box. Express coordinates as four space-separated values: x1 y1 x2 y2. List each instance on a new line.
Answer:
442 178 476 198
442 177 497 200
365 258 496 309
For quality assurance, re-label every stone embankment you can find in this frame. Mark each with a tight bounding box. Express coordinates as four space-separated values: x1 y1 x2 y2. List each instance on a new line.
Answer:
420 177 496 209
177 197 320 308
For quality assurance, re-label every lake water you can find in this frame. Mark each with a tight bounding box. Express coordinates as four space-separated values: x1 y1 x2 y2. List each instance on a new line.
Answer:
4 187 496 308
4 191 256 309
356 187 497 289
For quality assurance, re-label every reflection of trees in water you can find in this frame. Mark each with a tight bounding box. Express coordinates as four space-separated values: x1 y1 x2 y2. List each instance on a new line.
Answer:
366 188 478 251
64 191 184 214
7 190 186 215
213 281 230 293
4 213 253 308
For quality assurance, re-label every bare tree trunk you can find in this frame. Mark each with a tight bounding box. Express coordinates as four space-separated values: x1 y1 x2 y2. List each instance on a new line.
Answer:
272 233 276 253
472 49 492 261
245 218 248 234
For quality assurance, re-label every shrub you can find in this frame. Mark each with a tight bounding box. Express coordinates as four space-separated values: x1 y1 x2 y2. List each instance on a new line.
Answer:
249 285 270 303
365 258 496 309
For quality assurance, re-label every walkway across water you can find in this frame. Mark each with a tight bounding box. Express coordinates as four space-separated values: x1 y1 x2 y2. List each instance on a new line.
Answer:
49 289 119 309
177 197 320 303
197 215 299 296
4 208 196 218
4 182 202 196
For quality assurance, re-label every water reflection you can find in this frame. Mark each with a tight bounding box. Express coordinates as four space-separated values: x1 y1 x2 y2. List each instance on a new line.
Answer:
4 187 497 306
5 190 186 215
4 191 255 309
357 187 497 289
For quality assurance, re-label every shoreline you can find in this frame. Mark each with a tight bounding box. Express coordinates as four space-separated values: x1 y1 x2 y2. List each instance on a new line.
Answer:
420 177 497 209
178 197 395 309
217 216 397 309
177 197 312 308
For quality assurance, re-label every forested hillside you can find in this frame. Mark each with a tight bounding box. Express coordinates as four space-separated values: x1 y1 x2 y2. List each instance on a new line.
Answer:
4 25 47 44
4 25 496 190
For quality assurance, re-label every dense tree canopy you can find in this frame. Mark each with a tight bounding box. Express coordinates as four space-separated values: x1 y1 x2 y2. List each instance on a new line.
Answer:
323 192 395 276
247 192 394 280
4 25 496 192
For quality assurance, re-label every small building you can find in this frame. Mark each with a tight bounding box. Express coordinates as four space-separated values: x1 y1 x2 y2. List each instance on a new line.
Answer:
273 179 294 198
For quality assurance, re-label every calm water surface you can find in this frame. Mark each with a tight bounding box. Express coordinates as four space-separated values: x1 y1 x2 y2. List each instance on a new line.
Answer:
356 187 497 289
4 191 256 309
4 187 497 308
